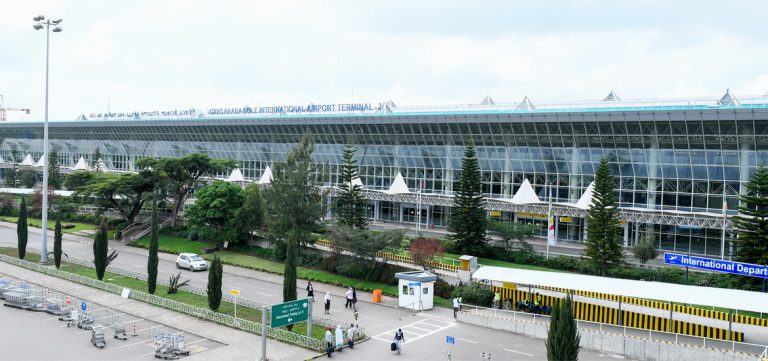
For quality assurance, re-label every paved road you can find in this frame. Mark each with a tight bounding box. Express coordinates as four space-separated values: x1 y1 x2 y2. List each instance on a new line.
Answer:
0 223 634 361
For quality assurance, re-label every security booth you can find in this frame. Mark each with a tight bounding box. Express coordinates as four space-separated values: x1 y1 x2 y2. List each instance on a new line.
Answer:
457 255 478 284
395 271 437 311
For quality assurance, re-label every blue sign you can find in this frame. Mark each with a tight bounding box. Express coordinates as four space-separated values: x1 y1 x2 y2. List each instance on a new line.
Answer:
446 336 455 345
664 253 768 278
81 302 86 311
408 282 421 287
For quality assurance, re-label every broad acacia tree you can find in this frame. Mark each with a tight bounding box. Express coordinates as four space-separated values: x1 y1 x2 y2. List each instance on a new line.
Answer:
75 170 161 225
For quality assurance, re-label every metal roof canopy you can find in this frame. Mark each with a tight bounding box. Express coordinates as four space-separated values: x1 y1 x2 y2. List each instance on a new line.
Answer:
472 266 768 314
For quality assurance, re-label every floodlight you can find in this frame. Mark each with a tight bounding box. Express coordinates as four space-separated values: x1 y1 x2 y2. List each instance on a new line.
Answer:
33 24 43 30
52 26 62 32
33 15 44 21
52 19 62 24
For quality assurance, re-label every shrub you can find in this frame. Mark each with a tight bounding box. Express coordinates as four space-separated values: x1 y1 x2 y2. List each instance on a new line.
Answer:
452 282 493 307
433 279 455 299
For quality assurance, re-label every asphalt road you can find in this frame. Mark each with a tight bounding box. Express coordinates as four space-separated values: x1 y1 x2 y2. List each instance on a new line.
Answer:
0 224 635 361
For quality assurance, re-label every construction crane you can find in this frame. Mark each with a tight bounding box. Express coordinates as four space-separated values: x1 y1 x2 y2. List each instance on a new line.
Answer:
0 95 31 121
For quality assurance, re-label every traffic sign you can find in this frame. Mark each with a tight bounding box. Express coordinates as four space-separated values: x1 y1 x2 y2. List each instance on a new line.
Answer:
446 335 455 345
230 289 240 296
270 299 309 328
66 296 71 305
81 302 86 311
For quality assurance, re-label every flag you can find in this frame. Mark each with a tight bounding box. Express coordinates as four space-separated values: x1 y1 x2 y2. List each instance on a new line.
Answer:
547 188 556 246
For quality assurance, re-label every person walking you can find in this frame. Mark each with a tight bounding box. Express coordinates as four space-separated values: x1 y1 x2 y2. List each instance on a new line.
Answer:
393 328 405 354
347 323 357 349
353 307 359 322
324 292 331 315
306 281 314 301
324 326 334 358
335 324 344 352
452 297 461 319
345 287 354 309
352 287 358 310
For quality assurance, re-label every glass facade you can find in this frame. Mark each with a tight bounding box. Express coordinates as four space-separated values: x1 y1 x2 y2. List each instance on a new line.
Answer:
2 105 767 256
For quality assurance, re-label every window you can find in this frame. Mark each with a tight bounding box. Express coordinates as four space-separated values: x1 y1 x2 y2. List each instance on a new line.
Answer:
402 285 408 295
423 287 429 295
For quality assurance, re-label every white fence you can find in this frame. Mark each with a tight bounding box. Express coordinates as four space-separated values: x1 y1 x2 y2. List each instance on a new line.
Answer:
0 252 365 351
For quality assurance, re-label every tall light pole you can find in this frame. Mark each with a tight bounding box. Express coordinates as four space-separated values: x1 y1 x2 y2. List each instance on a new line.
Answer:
33 15 63 264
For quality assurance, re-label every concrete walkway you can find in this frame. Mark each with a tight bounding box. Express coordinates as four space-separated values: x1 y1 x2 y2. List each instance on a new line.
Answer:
0 260 316 361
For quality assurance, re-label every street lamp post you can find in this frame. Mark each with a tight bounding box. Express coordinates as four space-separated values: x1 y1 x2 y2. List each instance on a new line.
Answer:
33 15 63 264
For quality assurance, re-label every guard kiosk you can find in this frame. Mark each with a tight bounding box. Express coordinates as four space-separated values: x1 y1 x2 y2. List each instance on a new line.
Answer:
395 271 437 311
457 255 478 283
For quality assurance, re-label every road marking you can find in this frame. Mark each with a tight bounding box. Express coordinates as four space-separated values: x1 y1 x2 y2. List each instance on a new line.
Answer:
455 337 478 344
158 269 167 273
114 339 152 350
137 339 207 358
372 318 455 344
404 325 433 332
257 292 274 297
505 349 535 357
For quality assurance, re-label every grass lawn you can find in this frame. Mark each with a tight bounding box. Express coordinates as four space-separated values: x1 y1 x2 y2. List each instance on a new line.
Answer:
131 233 209 254
0 216 96 234
0 247 327 341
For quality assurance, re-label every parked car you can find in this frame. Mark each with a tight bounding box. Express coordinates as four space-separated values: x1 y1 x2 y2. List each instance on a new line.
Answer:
176 253 208 272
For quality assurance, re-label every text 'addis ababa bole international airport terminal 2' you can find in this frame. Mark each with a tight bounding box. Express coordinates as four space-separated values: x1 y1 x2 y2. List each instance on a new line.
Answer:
2 90 768 258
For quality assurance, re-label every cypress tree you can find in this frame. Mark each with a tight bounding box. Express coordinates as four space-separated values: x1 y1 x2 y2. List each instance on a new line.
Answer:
54 214 62 268
283 230 298 302
93 220 117 280
546 295 581 361
335 142 369 229
147 193 159 294
207 255 223 311
448 143 487 255
585 158 623 275
17 197 28 260
733 165 768 273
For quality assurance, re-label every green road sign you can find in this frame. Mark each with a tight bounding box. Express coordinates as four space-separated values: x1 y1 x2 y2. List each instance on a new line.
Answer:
270 298 309 328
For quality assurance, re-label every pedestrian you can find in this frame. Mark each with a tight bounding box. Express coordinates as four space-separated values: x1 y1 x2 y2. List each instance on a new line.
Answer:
353 307 359 322
494 291 501 309
324 326 334 358
345 287 353 309
352 287 358 310
335 324 344 352
393 328 405 354
452 296 461 319
324 292 331 315
306 281 314 301
347 323 356 349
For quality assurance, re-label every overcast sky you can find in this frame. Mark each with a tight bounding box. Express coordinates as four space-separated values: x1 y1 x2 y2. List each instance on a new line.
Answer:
1 0 767 121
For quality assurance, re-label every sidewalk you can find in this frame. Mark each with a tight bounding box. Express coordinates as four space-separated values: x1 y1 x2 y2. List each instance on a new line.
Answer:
0 260 316 361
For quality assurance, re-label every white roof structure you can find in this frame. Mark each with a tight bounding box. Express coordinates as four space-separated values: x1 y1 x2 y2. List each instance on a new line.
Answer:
227 167 245 182
509 179 540 204
72 156 89 171
35 156 45 167
0 188 74 197
21 154 35 166
603 90 621 102
473 266 768 314
515 96 536 110
480 95 496 105
386 172 410 194
718 89 740 107
574 182 595 209
258 166 273 185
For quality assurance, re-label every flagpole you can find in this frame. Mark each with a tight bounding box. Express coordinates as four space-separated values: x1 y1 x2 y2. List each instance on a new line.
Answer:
547 186 553 259
721 191 727 260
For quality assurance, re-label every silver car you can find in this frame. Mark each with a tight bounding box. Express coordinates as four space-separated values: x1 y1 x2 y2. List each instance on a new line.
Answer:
175 253 208 272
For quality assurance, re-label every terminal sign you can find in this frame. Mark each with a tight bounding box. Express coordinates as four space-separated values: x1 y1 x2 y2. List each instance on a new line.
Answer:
270 299 309 328
664 253 768 278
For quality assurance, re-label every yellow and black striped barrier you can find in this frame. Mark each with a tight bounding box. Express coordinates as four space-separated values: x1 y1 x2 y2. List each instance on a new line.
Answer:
314 239 460 272
491 285 743 342
537 285 768 327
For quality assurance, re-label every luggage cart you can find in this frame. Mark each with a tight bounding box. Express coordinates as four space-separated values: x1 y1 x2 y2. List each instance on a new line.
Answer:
91 325 106 348
113 321 128 341
77 312 95 329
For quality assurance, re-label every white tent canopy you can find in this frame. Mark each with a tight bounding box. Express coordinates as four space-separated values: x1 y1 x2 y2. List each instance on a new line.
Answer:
72 156 89 171
472 266 768 314
574 182 595 209
509 179 540 204
35 155 45 167
227 167 245 182
258 166 273 185
21 154 35 166
386 172 410 194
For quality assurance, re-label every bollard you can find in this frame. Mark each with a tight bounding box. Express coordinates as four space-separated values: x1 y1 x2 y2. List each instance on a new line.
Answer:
131 322 138 337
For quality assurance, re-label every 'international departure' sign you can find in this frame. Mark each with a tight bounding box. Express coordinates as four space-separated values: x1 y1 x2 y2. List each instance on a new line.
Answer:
664 253 768 278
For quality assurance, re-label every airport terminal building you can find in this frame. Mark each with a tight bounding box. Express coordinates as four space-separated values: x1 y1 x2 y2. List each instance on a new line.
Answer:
1 91 767 257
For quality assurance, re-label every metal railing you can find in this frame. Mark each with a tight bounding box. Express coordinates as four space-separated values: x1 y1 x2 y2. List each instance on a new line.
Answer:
129 217 173 242
0 251 364 350
459 304 768 357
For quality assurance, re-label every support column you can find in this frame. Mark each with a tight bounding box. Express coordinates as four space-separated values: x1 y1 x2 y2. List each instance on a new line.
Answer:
623 222 629 247
582 218 588 242
398 203 404 223
374 200 381 222
634 222 640 245
647 144 659 209
569 148 581 202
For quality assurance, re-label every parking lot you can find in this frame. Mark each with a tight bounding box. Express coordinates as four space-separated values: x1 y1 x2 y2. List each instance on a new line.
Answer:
0 273 223 361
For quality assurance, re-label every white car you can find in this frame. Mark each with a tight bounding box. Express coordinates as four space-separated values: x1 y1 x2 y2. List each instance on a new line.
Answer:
176 253 208 272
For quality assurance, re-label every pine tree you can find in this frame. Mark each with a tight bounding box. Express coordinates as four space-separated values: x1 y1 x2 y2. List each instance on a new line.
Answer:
546 295 581 361
585 158 623 275
448 143 487 255
48 148 62 189
733 165 768 266
147 193 159 294
335 142 369 229
93 147 103 170
5 146 20 187
93 220 118 280
17 197 28 260
53 214 63 268
207 255 223 311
